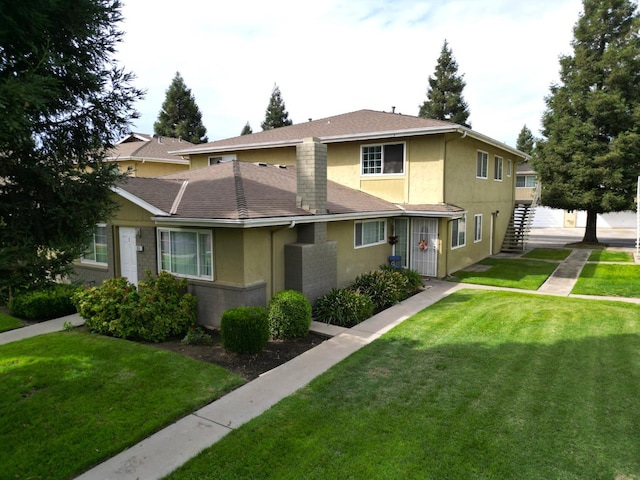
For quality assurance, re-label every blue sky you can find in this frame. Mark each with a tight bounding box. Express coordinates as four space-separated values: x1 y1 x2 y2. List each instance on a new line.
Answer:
116 0 584 147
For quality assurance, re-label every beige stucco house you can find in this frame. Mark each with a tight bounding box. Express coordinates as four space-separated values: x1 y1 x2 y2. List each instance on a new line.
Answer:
73 110 529 327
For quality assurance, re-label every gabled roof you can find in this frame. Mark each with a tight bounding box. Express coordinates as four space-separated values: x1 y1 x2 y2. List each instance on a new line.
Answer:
114 161 464 227
171 109 529 160
107 133 194 164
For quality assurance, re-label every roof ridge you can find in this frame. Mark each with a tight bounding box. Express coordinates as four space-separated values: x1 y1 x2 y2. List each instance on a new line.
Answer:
233 161 249 219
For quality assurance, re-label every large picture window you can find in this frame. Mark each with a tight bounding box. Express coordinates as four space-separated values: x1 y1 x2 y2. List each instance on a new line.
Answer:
355 220 386 248
158 228 213 280
361 143 405 175
451 215 466 249
476 151 488 179
82 224 108 265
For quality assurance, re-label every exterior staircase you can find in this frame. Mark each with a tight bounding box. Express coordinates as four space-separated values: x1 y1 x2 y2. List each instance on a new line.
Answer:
501 184 540 253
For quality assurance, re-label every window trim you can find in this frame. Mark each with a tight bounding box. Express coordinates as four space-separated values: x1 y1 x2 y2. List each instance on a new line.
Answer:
476 151 488 179
451 215 466 250
494 156 503 181
360 142 406 176
474 214 482 243
157 227 214 280
354 219 387 249
81 223 108 266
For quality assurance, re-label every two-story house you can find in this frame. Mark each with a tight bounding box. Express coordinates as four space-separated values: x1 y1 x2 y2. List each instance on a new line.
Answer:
72 110 529 327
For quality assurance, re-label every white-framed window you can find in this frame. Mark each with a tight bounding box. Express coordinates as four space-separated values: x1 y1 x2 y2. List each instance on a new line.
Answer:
476 151 488 179
208 154 236 165
361 143 405 175
516 175 537 187
82 224 108 265
506 159 512 177
355 219 386 248
158 228 213 280
494 156 503 181
474 214 482 242
451 215 466 249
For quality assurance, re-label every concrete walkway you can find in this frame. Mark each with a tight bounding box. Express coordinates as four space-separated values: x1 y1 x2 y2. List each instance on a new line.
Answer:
0 242 634 480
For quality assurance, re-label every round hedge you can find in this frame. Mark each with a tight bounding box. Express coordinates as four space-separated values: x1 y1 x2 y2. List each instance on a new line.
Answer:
267 290 311 340
220 306 269 354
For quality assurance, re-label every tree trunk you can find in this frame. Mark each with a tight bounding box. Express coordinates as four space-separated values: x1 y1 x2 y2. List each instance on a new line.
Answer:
582 209 599 244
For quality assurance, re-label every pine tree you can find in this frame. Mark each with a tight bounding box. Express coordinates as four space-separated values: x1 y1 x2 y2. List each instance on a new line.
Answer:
534 0 640 244
419 40 471 128
154 72 208 144
516 125 536 155
261 84 292 131
241 122 253 135
0 0 143 296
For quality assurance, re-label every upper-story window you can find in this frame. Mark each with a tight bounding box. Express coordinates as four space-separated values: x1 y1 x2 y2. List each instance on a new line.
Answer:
361 143 405 175
208 154 236 165
494 156 503 181
516 175 537 188
476 151 488 179
506 159 512 177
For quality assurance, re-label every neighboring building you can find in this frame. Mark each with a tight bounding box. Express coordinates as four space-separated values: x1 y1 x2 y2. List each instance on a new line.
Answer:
106 133 192 177
73 110 529 327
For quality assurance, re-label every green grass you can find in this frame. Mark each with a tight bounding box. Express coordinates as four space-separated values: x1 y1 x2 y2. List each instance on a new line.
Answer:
0 311 23 332
588 250 634 262
450 257 559 290
573 263 640 297
0 331 245 480
167 290 640 480
522 248 572 261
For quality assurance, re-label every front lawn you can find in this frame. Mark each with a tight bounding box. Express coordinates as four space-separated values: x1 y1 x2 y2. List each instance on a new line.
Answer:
0 311 23 332
167 290 640 479
573 264 640 297
588 250 634 262
0 331 245 480
450 257 559 290
522 248 572 261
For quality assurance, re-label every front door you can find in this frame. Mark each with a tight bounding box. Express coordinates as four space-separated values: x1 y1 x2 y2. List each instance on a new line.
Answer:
411 218 438 276
119 227 138 285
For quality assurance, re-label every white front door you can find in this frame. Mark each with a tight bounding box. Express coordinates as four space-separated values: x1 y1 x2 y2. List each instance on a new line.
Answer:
411 218 438 277
119 227 138 285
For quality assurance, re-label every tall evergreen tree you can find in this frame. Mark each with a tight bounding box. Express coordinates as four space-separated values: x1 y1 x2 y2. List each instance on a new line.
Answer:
516 125 536 155
154 72 208 143
261 84 292 131
419 40 471 128
241 121 253 135
534 0 640 244
0 0 143 297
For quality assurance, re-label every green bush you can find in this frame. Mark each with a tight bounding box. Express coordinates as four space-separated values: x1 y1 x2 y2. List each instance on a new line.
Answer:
380 265 424 298
220 306 269 354
313 288 374 327
268 290 312 340
182 326 214 346
9 284 80 320
350 268 408 313
72 271 196 342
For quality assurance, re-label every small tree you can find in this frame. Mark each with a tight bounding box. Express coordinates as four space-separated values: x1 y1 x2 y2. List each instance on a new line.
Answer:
240 121 253 135
154 72 208 144
261 84 293 131
534 0 640 244
418 40 471 128
516 125 537 155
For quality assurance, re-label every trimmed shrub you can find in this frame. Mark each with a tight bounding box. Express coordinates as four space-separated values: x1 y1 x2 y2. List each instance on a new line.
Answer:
72 271 196 342
182 326 214 346
313 288 374 327
268 290 312 340
380 265 424 298
9 283 80 320
221 306 269 354
350 268 408 313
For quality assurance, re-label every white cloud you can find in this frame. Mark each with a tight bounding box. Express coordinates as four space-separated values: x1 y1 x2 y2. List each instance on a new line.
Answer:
117 0 583 146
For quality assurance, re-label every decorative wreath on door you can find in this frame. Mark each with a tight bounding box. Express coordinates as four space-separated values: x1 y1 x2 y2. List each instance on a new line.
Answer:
419 239 428 251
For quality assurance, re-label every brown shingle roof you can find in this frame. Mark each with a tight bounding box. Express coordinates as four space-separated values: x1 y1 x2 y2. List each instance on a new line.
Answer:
172 109 458 154
107 134 194 163
116 161 462 223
